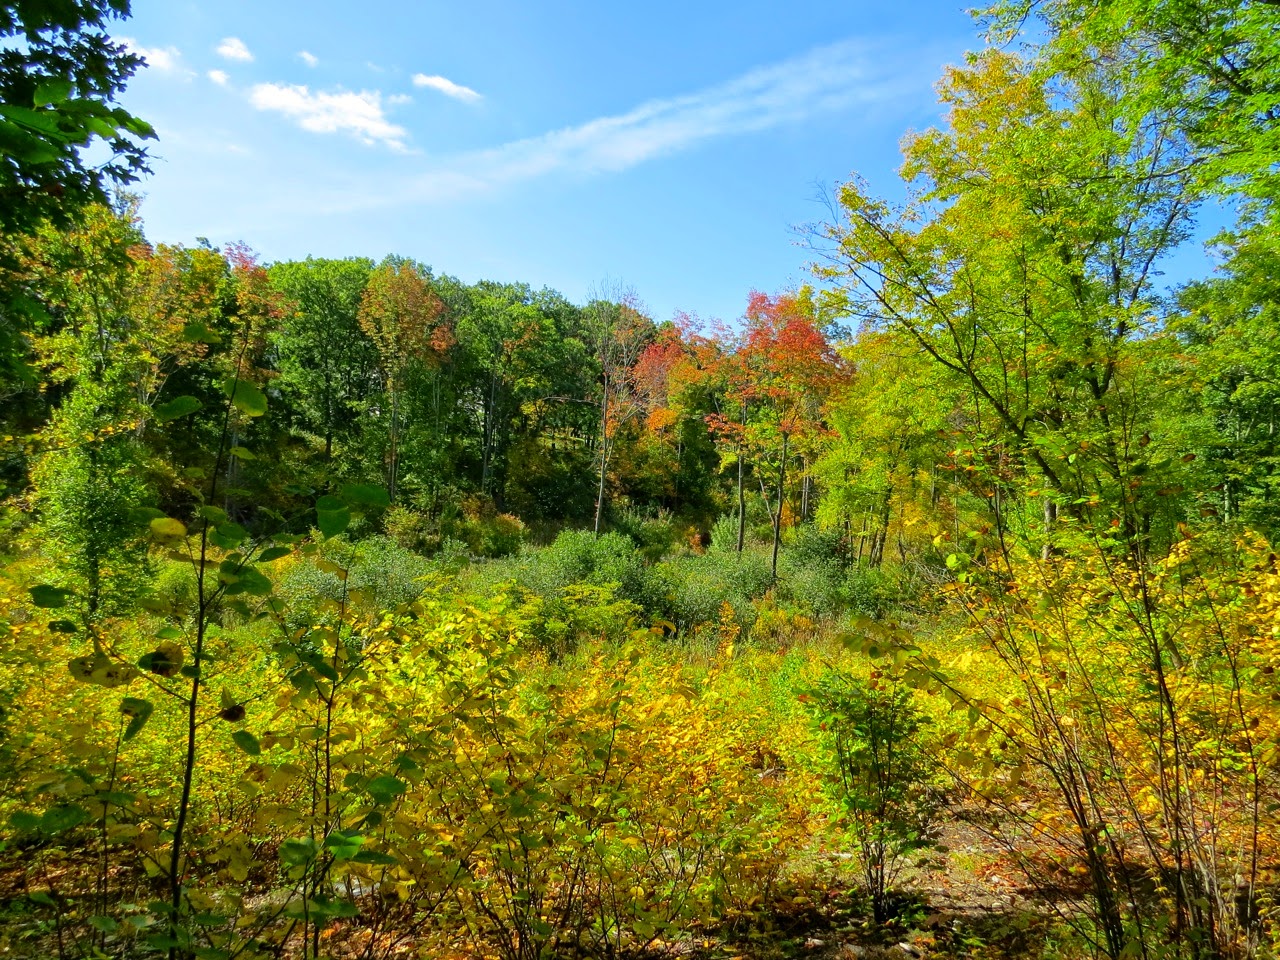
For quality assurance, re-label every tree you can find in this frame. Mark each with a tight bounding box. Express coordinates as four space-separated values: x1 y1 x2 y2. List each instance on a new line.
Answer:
813 49 1199 559
583 284 652 536
268 257 377 460
1 0 155 378
23 203 155 623
981 0 1280 203
817 332 956 567
708 290 843 578
358 260 449 502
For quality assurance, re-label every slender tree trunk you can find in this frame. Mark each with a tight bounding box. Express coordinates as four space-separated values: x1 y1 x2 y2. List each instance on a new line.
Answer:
1041 498 1058 561
771 433 788 581
736 398 747 553
870 484 892 568
800 458 810 520
480 372 499 496
388 385 399 503
324 386 333 461
593 378 609 537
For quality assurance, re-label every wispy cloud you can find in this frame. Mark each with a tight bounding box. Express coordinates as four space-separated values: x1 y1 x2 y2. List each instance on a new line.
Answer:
402 39 904 203
299 50 318 67
216 37 253 62
412 73 482 103
249 83 409 151
208 69 230 87
122 38 184 73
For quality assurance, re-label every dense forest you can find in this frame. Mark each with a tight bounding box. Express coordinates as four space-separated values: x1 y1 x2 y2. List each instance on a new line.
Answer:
3 1 1280 958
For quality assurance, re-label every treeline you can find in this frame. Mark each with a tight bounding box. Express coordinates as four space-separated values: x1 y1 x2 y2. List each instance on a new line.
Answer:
0 208 856 591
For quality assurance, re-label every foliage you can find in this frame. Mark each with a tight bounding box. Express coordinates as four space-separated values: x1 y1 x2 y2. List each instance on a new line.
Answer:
10 2 1280 958
0 0 155 380
805 669 937 922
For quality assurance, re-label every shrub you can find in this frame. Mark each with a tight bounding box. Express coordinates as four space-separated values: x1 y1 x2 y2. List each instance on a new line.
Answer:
611 506 681 561
275 534 433 627
516 530 659 611
805 670 936 922
656 548 774 638
383 503 435 553
787 523 850 569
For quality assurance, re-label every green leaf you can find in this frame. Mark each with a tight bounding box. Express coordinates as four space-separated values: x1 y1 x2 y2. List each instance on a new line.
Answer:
323 830 363 861
0 103 63 134
154 396 202 422
29 584 72 608
256 546 291 563
229 445 256 460
9 811 40 832
316 503 350 539
231 731 260 756
41 804 88 834
120 697 154 741
87 915 118 934
352 849 397 865
209 522 247 549
365 775 407 805
280 837 318 866
181 321 220 344
340 483 390 508
129 506 167 524
33 79 74 106
233 567 273 596
122 114 156 138
149 517 188 539
197 505 228 523
223 378 268 417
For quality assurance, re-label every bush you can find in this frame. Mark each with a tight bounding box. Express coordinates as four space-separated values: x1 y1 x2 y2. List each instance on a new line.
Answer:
787 523 850 569
516 530 659 611
275 534 433 627
384 503 435 553
508 582 643 656
611 506 681 562
656 548 774 638
843 565 905 619
805 670 937 922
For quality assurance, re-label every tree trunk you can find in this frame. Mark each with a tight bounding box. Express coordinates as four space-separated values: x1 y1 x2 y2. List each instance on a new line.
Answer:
388 385 399 503
593 379 609 537
1041 498 1058 561
736 398 747 553
870 485 892 568
771 433 788 581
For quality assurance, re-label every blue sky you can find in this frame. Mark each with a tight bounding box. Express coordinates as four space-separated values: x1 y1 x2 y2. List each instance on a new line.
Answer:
112 2 992 323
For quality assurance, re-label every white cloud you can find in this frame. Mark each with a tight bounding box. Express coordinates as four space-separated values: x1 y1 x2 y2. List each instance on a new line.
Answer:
122 38 183 73
298 51 318 67
412 73 482 103
208 69 230 87
403 39 903 203
216 37 253 62
249 83 409 150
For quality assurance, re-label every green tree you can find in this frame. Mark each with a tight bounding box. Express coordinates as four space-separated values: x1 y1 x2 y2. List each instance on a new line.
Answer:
1 0 155 379
358 259 449 502
268 257 377 460
814 49 1199 558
